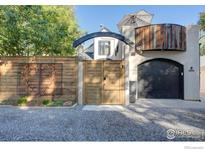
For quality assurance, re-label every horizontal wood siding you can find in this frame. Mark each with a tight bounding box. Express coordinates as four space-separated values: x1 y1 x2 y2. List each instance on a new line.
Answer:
135 24 186 51
0 56 77 104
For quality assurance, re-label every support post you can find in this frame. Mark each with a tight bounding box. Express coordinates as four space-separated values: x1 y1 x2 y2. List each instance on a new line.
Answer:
125 45 130 105
78 61 83 105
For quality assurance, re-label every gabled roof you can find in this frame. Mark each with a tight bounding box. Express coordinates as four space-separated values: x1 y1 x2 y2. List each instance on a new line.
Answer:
100 25 111 32
85 52 94 59
117 10 154 30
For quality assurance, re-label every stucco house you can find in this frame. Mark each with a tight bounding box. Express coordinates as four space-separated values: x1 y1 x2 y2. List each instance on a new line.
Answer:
0 10 201 105
74 10 200 105
78 26 122 60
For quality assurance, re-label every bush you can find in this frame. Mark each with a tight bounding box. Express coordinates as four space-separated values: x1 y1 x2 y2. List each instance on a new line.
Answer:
52 100 64 106
42 99 64 107
42 99 52 106
17 96 28 106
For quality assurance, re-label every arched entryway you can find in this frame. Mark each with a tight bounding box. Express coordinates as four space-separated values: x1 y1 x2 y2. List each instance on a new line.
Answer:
138 58 184 99
73 31 132 105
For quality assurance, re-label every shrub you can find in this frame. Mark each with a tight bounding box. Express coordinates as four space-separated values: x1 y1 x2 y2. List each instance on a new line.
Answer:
52 100 64 106
17 96 28 106
42 99 52 106
42 99 64 106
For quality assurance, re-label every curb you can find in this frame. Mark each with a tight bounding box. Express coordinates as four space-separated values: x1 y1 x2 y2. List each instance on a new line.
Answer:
0 103 78 109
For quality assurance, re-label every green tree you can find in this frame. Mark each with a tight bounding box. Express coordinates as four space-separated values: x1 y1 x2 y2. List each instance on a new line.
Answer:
0 6 81 56
199 12 205 56
199 12 205 31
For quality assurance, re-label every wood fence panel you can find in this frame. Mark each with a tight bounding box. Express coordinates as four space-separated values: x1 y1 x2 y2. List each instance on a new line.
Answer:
0 56 77 105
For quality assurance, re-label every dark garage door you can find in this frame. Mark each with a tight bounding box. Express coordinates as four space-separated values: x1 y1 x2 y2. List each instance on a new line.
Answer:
138 58 183 99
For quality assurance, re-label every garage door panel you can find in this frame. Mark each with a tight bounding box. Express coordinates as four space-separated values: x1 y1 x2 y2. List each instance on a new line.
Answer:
138 59 183 99
140 89 180 98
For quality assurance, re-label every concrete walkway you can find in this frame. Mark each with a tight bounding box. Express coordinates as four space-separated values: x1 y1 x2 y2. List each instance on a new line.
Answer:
133 99 205 109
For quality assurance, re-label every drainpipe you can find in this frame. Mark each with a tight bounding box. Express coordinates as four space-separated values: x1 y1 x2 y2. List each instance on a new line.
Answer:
199 42 201 101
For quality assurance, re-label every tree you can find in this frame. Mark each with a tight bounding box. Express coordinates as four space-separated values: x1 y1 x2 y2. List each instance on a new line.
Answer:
0 6 81 56
199 12 205 56
199 12 205 31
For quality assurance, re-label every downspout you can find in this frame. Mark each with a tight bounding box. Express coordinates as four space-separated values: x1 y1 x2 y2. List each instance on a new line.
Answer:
199 42 201 101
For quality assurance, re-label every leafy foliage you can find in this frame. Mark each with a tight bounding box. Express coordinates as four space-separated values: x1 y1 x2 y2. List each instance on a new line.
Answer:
17 96 28 106
200 37 205 56
42 99 52 106
199 12 205 56
0 6 81 56
42 99 64 106
199 12 205 31
201 46 205 56
51 100 64 106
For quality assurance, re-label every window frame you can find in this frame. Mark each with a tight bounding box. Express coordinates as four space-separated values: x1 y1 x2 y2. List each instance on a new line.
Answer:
98 40 111 56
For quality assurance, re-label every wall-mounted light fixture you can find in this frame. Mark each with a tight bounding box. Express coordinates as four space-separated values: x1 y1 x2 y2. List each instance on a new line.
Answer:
189 66 195 72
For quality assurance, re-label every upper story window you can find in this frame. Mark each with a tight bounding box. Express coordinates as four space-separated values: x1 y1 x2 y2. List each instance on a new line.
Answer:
98 40 110 55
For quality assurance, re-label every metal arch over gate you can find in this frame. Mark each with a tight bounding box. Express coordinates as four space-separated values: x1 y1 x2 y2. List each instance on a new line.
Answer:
73 32 133 48
73 31 129 105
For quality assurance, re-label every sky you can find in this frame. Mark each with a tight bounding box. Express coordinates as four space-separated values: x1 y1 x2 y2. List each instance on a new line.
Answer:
75 5 205 33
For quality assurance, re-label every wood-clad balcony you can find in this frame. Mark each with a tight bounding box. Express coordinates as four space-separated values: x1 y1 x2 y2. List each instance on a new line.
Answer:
135 24 186 51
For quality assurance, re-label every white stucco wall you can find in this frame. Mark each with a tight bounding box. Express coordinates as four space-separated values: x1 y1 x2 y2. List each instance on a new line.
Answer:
122 25 200 101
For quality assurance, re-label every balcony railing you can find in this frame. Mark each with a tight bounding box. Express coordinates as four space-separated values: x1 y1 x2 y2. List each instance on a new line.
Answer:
135 24 186 51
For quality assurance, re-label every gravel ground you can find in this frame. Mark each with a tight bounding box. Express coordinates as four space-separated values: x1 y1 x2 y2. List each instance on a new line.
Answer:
0 100 205 141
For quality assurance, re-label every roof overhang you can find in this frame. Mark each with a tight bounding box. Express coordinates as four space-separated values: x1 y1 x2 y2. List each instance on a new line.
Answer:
73 32 133 48
117 10 154 30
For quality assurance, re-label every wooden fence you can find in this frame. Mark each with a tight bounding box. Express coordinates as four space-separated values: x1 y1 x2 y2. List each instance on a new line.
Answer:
0 56 77 105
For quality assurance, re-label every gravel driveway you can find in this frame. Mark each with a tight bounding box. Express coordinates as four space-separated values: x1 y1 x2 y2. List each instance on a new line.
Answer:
0 99 205 141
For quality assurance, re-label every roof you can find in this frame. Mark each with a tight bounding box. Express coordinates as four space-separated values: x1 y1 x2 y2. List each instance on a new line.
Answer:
117 10 154 30
85 52 94 59
100 25 110 32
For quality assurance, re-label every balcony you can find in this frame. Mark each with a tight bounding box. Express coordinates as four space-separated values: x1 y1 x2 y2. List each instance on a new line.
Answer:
135 24 186 51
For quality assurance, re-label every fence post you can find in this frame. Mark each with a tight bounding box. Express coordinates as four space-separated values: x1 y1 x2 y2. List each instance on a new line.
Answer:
78 61 83 105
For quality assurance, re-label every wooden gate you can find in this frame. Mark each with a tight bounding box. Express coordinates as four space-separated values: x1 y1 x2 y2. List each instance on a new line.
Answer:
83 60 125 105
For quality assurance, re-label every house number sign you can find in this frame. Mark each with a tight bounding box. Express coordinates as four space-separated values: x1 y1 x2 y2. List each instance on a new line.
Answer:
188 66 195 72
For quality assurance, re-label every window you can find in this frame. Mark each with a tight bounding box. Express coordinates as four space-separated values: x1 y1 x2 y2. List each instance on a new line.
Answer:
98 41 110 55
